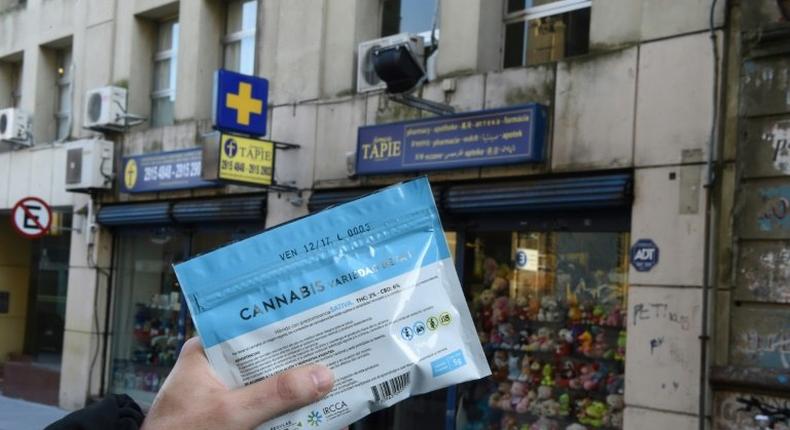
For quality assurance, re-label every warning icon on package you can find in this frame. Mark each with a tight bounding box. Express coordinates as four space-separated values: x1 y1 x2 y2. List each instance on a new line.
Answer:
414 321 426 336
427 316 440 331
440 312 452 326
401 326 414 341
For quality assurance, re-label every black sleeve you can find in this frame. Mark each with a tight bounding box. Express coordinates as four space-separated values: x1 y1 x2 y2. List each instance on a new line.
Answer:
44 394 145 430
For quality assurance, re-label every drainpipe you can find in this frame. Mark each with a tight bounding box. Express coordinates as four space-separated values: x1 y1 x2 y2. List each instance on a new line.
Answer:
699 0 722 429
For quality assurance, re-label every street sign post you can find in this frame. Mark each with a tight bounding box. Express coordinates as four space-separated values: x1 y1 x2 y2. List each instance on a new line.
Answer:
11 196 52 239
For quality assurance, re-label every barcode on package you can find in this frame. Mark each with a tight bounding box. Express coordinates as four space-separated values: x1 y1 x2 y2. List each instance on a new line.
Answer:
370 372 411 402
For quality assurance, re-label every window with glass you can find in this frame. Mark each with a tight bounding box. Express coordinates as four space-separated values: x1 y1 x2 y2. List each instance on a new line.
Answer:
24 212 72 366
151 18 179 128
458 229 629 429
55 48 72 140
503 0 590 68
381 0 438 36
11 60 22 107
223 0 257 75
109 225 261 407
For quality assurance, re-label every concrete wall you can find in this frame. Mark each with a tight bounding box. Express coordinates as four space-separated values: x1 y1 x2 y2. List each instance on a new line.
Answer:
0 216 31 362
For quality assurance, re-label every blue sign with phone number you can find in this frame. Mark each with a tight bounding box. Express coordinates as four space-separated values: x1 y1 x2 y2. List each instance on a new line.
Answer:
120 148 218 193
356 103 547 175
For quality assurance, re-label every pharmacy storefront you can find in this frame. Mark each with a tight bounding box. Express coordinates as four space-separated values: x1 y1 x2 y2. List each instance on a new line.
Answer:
311 104 632 429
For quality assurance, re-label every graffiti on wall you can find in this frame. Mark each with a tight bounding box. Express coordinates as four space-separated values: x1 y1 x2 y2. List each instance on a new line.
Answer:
732 306 790 369
741 60 790 115
763 120 790 175
715 391 790 430
631 302 691 331
757 186 790 232
738 244 790 303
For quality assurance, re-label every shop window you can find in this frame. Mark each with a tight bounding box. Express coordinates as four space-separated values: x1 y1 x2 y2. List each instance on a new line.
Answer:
109 225 261 407
381 0 438 36
151 18 179 128
503 0 590 68
459 230 629 429
55 47 72 140
11 60 22 107
223 0 257 75
0 56 23 108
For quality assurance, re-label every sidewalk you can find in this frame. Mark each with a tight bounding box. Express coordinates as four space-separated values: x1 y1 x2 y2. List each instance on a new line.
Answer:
0 394 67 430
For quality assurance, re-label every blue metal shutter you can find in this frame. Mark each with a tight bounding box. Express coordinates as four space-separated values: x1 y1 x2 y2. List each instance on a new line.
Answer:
443 173 632 213
171 197 265 223
97 196 266 226
96 202 171 226
308 186 444 212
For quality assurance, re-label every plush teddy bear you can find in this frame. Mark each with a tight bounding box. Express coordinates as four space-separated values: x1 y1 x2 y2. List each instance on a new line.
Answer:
558 393 571 417
556 360 578 389
491 350 509 382
605 302 624 327
501 414 519 430
537 327 555 352
510 381 528 407
491 296 511 327
515 295 531 322
529 417 560 430
578 401 607 428
541 363 555 387
555 329 573 356
530 385 554 415
508 353 522 380
516 389 536 414
605 394 624 427
475 289 495 332
606 373 624 395
498 381 514 411
591 331 608 358
577 330 593 355
518 355 532 382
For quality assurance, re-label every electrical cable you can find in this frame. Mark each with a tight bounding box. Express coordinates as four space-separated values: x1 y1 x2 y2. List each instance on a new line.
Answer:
699 0 720 429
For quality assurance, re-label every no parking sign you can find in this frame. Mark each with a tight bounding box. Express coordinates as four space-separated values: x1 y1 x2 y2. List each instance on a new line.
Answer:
11 196 52 239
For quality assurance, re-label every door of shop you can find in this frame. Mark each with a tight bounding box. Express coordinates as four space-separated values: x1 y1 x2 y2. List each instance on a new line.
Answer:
108 224 262 407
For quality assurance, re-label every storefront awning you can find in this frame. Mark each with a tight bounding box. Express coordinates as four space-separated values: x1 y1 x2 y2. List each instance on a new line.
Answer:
442 173 632 213
308 173 632 214
308 187 444 213
97 196 267 226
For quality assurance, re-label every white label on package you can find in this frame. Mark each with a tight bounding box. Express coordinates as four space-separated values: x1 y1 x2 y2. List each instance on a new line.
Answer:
173 177 490 430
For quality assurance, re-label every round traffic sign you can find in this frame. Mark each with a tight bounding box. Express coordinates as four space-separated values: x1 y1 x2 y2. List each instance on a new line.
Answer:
11 196 52 239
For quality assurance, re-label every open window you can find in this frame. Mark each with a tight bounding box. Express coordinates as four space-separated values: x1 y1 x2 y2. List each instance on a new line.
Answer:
503 0 591 68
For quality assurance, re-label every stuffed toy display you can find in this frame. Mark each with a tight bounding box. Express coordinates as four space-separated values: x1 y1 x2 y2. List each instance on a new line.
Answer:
469 254 627 429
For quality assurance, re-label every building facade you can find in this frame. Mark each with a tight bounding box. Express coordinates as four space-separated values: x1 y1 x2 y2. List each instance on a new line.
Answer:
0 0 788 429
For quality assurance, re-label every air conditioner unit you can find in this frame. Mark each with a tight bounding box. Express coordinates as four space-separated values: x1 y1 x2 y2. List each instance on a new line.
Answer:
83 86 127 131
357 33 425 93
0 108 32 145
64 139 114 192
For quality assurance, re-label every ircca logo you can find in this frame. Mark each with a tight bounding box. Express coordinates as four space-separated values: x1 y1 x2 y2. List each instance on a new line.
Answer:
306 410 322 427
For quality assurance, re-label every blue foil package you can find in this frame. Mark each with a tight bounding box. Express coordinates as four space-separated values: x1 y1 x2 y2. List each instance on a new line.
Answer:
174 177 490 430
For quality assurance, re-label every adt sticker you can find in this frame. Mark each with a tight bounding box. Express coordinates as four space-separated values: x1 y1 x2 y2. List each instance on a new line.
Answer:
630 239 659 272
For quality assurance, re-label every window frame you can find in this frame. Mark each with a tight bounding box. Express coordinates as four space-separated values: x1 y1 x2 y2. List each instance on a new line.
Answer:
55 48 72 140
222 0 257 74
10 61 22 108
151 17 179 127
502 0 591 69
